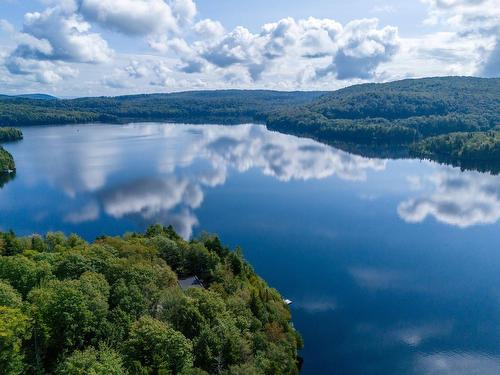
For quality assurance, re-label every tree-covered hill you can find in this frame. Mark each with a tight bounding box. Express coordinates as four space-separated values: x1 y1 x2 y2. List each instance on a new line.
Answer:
0 94 58 100
0 90 326 126
0 226 302 375
267 77 499 145
410 131 500 174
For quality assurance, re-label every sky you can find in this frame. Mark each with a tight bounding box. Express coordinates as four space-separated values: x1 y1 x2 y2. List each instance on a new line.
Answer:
0 0 498 97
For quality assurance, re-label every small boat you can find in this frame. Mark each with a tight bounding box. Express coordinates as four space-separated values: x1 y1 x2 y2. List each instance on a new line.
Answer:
284 299 293 305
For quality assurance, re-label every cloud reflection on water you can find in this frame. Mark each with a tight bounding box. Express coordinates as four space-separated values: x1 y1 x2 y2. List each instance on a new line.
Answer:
398 167 500 228
59 124 386 237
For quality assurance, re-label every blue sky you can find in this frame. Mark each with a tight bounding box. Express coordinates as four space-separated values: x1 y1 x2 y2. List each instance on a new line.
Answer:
0 0 498 96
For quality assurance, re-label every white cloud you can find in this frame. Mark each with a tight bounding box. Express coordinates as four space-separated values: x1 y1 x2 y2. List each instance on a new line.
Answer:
3 2 112 83
170 0 197 26
79 0 179 36
125 60 148 78
176 17 400 82
20 6 112 63
421 0 500 76
317 18 399 79
1 0 497 93
4 57 77 83
193 19 225 39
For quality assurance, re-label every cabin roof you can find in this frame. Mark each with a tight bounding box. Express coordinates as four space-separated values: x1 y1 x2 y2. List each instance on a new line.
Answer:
178 275 204 290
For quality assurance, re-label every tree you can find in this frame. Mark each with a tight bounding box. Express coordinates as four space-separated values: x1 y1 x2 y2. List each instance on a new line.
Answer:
0 306 31 375
0 255 53 297
28 273 110 368
124 316 193 374
56 345 128 375
0 280 23 308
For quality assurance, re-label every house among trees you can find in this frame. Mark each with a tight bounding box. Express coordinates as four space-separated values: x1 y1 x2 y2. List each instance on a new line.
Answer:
178 275 204 290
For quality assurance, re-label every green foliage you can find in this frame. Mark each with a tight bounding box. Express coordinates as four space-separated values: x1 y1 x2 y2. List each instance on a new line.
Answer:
125 316 193 374
0 127 22 175
267 77 499 145
0 127 23 142
56 345 128 375
410 131 500 174
0 306 31 375
0 280 23 308
0 146 15 172
0 91 325 126
0 227 301 374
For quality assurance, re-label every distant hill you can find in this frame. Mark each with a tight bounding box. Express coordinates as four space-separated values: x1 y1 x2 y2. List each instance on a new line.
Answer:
267 76 499 144
0 94 57 100
0 90 326 126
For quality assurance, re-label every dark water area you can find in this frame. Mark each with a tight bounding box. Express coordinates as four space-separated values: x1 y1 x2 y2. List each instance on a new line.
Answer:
1 123 500 375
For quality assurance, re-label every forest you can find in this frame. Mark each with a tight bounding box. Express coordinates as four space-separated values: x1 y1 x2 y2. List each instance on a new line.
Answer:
0 77 498 170
266 77 499 143
0 91 325 126
410 131 500 174
0 127 23 142
0 127 22 174
0 146 15 173
0 225 302 375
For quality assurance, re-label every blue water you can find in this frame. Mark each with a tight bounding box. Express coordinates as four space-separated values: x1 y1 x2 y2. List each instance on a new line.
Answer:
1 123 500 375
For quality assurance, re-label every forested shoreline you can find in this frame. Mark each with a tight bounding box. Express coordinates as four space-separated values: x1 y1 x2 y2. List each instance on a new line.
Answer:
0 91 325 126
0 127 22 173
409 131 500 174
0 225 302 375
0 76 498 173
0 146 15 173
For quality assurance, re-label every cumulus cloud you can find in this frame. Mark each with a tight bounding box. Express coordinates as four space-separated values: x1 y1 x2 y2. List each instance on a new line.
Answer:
398 167 500 228
78 0 179 36
421 0 499 76
3 2 112 83
18 6 112 62
4 57 77 84
193 19 225 39
317 18 399 79
125 60 149 78
175 16 400 82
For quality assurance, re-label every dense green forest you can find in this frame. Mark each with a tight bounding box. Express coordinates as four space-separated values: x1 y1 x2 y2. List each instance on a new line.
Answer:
0 127 22 174
0 127 23 142
0 226 302 375
0 146 15 173
0 91 325 126
410 131 500 174
267 77 499 144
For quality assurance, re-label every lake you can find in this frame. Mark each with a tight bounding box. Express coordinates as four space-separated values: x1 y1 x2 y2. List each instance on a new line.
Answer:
1 123 500 375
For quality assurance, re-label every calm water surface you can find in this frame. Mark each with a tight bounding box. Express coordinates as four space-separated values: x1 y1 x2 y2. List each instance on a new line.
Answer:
1 123 500 375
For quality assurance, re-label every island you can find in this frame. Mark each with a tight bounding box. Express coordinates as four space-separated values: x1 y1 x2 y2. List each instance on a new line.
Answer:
0 225 302 375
